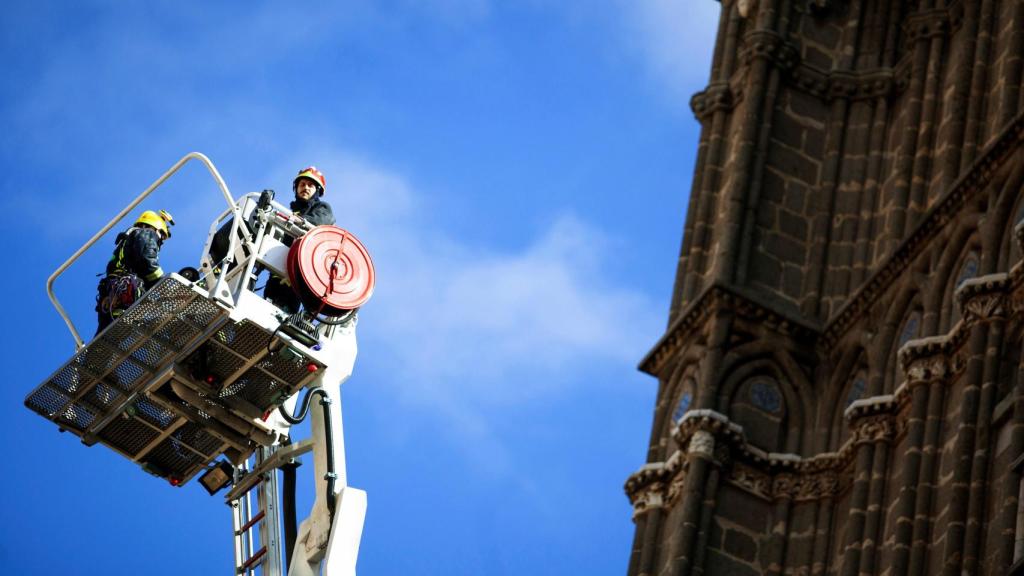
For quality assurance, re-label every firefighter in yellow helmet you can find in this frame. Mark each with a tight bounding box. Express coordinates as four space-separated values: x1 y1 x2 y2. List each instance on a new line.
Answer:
95 209 175 334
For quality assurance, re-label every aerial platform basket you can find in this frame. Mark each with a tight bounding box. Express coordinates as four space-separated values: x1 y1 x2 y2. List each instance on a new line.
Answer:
24 152 368 488
25 274 326 485
26 152 373 575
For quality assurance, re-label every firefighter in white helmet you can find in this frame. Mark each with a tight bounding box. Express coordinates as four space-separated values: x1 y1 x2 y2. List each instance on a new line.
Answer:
95 209 175 334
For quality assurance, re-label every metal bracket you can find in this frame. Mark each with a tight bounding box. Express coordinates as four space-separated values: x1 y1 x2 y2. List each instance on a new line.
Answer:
225 439 314 502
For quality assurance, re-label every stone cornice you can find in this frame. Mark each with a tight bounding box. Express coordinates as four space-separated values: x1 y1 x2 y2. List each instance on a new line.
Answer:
624 462 670 512
787 63 906 102
821 112 1024 350
843 394 896 421
898 333 966 387
626 406 907 504
690 83 735 122
693 57 909 123
957 273 1010 324
639 284 822 376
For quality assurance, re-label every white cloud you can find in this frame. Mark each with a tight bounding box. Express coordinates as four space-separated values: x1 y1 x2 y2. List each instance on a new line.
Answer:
613 0 722 102
264 148 660 448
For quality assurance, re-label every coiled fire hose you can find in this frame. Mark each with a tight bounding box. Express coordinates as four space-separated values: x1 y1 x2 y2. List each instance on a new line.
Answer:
286 225 375 317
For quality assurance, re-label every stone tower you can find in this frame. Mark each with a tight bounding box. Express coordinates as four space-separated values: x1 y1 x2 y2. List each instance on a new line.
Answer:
625 1 1024 575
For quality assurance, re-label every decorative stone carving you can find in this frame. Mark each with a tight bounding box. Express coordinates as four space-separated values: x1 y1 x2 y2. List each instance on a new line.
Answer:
956 274 1010 325
851 415 896 446
963 292 1007 323
796 472 839 501
665 469 688 508
740 31 799 71
903 355 949 384
731 463 772 499
689 430 715 457
625 464 666 497
772 473 797 499
899 336 952 385
630 483 665 519
690 84 734 121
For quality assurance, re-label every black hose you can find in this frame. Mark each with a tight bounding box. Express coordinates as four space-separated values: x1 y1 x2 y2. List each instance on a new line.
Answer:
282 458 299 571
276 387 338 517
315 390 339 518
278 386 321 424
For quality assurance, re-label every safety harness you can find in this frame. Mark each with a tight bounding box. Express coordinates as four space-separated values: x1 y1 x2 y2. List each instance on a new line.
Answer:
96 228 148 321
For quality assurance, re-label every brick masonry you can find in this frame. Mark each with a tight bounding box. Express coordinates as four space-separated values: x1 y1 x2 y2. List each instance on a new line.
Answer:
630 1 1024 575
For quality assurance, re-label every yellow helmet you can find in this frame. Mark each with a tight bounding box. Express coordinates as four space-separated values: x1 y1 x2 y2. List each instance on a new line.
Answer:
135 209 175 239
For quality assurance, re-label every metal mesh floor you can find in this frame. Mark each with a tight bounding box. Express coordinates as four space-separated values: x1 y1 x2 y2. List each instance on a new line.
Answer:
26 275 325 487
26 276 232 485
182 319 324 415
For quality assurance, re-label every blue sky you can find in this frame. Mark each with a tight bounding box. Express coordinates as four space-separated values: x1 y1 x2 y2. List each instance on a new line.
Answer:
0 2 718 574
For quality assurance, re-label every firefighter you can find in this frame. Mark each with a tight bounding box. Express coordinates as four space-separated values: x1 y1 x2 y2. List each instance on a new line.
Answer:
264 166 336 313
288 166 335 227
96 209 175 334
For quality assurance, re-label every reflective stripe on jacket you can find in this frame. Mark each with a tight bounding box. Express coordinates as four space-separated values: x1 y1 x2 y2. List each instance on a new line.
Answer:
106 226 164 288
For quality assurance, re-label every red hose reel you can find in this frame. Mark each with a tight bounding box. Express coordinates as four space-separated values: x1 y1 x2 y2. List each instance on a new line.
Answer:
286 226 375 316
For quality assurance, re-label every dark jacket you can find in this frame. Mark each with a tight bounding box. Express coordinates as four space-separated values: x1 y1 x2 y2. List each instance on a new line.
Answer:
290 195 335 227
106 226 164 288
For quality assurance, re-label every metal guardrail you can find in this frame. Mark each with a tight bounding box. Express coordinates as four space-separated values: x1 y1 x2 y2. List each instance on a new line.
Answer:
46 152 238 350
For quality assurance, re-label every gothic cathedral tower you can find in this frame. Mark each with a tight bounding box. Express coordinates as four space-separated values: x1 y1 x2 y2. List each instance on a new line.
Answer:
626 1 1024 575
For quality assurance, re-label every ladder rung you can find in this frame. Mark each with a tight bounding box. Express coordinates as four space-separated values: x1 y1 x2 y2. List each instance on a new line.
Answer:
238 546 267 573
236 510 265 535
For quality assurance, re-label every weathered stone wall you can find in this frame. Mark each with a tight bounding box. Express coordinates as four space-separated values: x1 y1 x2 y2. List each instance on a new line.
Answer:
629 0 1024 575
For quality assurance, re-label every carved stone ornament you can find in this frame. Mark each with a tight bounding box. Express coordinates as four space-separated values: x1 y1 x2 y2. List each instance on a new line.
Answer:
904 356 948 384
631 483 665 519
737 0 757 19
962 293 1007 323
798 472 839 501
731 463 772 499
851 415 895 446
689 430 716 456
665 469 688 507
772 473 798 498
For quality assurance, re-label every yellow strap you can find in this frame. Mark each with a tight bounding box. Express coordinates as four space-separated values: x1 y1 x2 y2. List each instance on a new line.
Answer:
144 267 164 282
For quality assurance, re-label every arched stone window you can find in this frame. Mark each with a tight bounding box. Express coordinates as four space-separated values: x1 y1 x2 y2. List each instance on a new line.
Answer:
731 377 786 452
1009 202 1024 263
887 309 922 393
897 310 922 349
955 251 980 289
845 370 868 408
951 251 980 325
671 379 696 425
749 379 783 414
